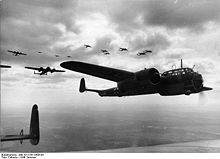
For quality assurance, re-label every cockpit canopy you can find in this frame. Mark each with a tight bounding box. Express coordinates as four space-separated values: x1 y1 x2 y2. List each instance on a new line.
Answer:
162 68 194 76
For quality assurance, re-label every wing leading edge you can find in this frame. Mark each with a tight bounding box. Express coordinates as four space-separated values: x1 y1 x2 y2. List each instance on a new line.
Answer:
60 61 134 82
25 66 41 71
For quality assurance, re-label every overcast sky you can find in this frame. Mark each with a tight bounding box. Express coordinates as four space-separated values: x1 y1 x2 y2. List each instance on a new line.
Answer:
1 0 220 111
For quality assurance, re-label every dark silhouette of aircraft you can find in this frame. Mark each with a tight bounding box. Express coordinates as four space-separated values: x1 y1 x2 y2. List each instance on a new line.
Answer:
0 64 12 68
137 50 152 56
1 104 40 145
119 48 128 51
67 56 72 58
100 50 110 55
103 52 110 55
25 66 65 75
38 51 42 54
60 59 212 97
7 50 27 56
101 49 108 53
55 55 60 57
84 44 92 48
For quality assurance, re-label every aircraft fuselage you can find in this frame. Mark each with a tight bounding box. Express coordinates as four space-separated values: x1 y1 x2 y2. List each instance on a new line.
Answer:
98 68 203 97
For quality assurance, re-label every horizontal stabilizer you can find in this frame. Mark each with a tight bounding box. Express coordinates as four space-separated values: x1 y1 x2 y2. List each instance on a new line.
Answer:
79 78 102 93
1 134 31 142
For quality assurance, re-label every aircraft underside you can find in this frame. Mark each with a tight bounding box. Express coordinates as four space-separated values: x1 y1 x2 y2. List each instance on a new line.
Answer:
97 82 204 97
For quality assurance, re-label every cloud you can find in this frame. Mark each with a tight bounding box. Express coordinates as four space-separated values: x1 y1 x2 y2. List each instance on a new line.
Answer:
128 32 171 59
0 0 79 32
105 0 220 32
143 0 220 30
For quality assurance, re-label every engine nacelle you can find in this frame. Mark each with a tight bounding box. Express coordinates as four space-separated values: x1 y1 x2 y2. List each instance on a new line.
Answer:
135 68 161 85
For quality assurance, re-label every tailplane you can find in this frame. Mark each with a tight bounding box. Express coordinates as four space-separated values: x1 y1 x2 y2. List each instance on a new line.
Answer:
79 78 102 93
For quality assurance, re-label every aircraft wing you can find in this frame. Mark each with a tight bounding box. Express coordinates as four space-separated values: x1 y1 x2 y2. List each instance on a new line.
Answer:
25 66 41 71
60 61 134 82
20 52 27 55
0 65 11 68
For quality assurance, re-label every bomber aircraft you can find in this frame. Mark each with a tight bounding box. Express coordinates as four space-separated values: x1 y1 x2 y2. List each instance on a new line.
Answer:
7 50 27 56
25 66 65 75
84 44 92 48
60 59 212 97
102 52 110 55
101 49 108 53
137 50 152 56
119 48 128 51
1 105 40 145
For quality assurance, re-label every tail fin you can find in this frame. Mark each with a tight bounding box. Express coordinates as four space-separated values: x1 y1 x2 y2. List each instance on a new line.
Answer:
20 129 24 144
79 78 86 93
29 104 40 145
1 104 40 145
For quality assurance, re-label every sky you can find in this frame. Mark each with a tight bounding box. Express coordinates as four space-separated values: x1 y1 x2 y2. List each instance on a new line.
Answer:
1 0 220 111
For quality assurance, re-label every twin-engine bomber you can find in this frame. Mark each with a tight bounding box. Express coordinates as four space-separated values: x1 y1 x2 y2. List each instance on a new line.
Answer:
60 60 212 97
25 66 65 75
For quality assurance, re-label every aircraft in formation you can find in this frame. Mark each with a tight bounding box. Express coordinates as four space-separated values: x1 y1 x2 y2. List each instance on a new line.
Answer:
100 49 110 55
0 64 12 68
119 47 128 51
84 44 92 48
25 66 65 75
137 50 152 56
7 50 27 56
102 52 110 55
60 59 212 97
1 104 40 145
101 49 108 53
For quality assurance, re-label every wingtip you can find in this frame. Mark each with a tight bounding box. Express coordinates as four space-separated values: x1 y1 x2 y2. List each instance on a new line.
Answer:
60 61 79 69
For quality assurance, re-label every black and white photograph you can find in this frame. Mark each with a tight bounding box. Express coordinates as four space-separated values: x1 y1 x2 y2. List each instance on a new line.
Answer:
1 0 220 156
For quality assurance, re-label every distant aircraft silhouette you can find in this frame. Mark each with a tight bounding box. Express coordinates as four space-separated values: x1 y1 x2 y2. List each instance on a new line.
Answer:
0 64 12 68
55 55 60 57
84 44 92 48
7 50 27 56
67 56 72 58
119 48 128 51
137 50 152 56
1 104 40 145
103 52 110 55
25 66 65 75
101 49 108 53
38 51 42 54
